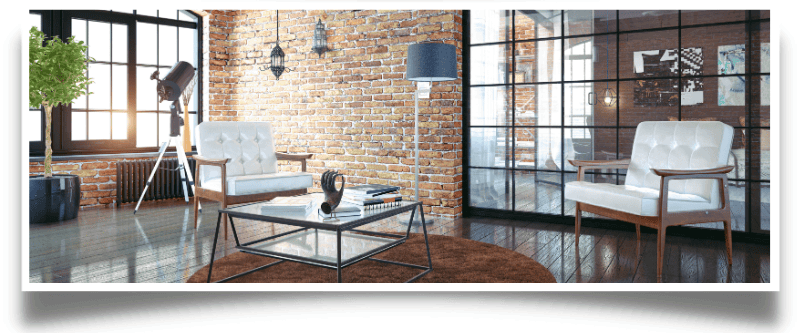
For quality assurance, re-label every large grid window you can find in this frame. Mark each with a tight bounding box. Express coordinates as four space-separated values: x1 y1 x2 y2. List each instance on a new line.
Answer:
466 10 770 234
28 10 202 155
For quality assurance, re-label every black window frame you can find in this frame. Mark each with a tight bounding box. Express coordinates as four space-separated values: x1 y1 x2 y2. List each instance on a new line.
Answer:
464 10 771 238
28 10 204 156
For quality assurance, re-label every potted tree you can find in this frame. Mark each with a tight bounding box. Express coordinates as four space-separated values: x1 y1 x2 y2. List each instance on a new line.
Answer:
29 26 93 224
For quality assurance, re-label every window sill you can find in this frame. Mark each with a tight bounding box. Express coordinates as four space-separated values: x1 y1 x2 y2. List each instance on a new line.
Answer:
29 151 197 162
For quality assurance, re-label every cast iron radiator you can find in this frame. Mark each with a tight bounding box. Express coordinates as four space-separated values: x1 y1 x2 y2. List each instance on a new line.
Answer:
116 158 197 206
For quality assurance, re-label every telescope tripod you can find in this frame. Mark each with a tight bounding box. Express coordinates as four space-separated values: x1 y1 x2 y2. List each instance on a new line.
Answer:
133 100 200 214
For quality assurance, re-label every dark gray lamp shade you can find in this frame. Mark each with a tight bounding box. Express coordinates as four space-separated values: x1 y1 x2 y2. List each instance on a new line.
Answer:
406 43 457 82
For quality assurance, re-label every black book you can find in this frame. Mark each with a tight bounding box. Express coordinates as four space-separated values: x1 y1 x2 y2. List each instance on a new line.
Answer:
343 184 400 196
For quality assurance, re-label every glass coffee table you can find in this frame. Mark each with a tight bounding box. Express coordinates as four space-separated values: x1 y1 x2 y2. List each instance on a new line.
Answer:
206 194 432 283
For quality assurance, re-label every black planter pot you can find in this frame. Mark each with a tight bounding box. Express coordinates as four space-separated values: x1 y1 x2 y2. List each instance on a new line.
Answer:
29 174 81 224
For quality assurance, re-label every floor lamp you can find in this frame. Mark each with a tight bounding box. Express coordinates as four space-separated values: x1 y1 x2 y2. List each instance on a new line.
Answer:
404 43 458 225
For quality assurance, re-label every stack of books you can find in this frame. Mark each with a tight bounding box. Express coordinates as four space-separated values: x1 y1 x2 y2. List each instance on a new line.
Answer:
260 196 316 215
341 184 403 209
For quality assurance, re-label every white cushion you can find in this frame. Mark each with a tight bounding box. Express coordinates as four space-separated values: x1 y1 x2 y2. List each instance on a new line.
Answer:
625 121 733 206
203 172 313 196
195 122 279 184
565 181 717 217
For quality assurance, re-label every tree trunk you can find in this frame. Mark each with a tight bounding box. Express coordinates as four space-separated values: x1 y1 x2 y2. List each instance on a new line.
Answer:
44 102 53 178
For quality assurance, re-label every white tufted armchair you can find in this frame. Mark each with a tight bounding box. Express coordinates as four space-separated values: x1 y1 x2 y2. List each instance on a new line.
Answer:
564 121 735 282
193 122 313 231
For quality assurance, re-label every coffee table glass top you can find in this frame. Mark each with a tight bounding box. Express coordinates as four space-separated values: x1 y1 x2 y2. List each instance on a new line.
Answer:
221 193 419 226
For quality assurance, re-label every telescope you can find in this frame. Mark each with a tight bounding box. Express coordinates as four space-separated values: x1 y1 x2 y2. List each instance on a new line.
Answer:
135 61 200 214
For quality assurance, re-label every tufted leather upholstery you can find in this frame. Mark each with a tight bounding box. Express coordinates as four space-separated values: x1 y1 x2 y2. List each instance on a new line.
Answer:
195 121 312 194
565 121 734 216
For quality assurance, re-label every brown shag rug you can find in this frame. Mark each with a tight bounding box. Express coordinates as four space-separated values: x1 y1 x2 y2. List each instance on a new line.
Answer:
187 233 556 283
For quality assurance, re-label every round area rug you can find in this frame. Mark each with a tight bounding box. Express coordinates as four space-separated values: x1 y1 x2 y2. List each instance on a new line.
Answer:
187 233 556 283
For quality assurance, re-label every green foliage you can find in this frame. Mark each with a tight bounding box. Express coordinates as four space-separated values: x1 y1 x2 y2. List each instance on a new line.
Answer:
29 26 94 108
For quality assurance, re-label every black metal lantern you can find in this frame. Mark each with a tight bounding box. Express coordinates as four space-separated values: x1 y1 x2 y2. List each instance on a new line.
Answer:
268 10 290 80
270 43 286 78
599 87 617 107
312 19 328 56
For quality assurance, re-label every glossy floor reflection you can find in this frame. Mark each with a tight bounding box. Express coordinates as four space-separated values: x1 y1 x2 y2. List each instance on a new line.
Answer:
28 199 769 283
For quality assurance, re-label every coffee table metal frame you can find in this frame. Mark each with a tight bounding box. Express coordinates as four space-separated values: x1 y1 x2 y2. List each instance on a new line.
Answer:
206 200 432 283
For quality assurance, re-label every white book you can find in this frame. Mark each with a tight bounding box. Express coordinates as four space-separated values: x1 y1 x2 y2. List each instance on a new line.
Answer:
260 196 315 214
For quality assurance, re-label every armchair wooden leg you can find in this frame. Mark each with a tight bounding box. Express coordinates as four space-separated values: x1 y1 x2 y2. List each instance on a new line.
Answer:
723 219 733 266
657 226 666 283
193 195 199 229
574 203 582 246
635 224 642 257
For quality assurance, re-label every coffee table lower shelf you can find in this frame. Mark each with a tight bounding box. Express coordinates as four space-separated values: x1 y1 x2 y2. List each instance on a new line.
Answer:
206 203 433 283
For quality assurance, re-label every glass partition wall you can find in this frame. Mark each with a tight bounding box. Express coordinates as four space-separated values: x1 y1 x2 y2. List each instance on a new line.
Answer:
465 10 770 234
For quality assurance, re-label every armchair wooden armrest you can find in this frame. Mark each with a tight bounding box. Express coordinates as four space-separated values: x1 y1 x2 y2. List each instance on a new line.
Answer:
193 155 230 166
275 152 313 172
651 165 734 177
570 159 630 181
569 159 630 167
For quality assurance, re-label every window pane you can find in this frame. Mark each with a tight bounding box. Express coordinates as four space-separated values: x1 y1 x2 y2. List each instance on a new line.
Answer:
112 23 128 63
516 38 562 83
563 128 617 172
87 63 110 110
179 27 197 65
515 84 561 126
28 110 42 142
470 128 510 168
189 113 197 146
71 19 87 46
137 22 157 65
515 127 561 170
751 129 770 181
88 112 111 140
137 66 158 111
470 10 511 44
159 113 171 144
179 10 194 22
515 171 562 215
88 21 110 62
72 111 87 141
565 82 617 127
515 10 561 40
620 30 679 79
112 112 127 140
565 10 616 36
159 25 177 66
112 65 128 110
619 79 679 126
681 10 745 25
618 10 678 31
759 184 770 231
564 36 617 81
136 113 156 147
470 43 511 85
469 168 511 210
683 24 746 77
470 86 511 126
29 13 41 30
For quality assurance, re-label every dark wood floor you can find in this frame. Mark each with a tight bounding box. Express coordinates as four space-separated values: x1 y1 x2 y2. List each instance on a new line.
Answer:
28 198 769 283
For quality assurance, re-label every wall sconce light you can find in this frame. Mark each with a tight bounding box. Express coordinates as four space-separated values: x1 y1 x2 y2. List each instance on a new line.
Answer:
312 19 328 56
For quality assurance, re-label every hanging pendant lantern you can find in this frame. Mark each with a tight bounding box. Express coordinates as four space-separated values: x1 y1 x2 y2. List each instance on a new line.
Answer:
268 10 290 80
600 87 617 107
312 19 328 56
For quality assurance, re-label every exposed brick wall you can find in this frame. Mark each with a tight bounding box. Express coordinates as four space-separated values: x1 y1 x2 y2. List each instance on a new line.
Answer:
205 10 464 217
